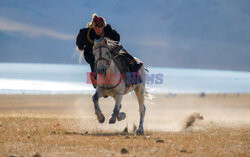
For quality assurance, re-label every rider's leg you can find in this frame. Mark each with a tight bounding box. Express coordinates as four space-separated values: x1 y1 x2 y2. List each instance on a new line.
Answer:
120 50 143 72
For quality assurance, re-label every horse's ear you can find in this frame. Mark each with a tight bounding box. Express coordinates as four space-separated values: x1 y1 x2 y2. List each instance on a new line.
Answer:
104 38 108 45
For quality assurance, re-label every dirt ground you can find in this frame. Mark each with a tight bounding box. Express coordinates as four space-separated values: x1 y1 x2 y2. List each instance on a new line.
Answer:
0 94 249 156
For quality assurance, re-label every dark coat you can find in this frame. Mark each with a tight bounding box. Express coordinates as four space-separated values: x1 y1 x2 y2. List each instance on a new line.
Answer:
76 24 120 54
76 24 120 71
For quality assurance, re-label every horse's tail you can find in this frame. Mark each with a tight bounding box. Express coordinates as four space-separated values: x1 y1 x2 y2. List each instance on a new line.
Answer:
144 66 154 100
144 88 149 97
144 87 154 100
143 67 155 100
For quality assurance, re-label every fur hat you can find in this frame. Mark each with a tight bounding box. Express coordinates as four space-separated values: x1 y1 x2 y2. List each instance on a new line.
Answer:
87 13 107 28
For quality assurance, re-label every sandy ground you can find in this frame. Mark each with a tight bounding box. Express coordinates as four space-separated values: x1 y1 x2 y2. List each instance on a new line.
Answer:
0 93 249 156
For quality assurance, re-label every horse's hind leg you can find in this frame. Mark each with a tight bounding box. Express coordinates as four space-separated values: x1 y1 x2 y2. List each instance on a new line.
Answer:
92 90 105 123
135 85 146 135
109 95 126 124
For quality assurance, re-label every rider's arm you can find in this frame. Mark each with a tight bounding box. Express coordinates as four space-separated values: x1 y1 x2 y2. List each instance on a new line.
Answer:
104 24 120 42
76 28 88 51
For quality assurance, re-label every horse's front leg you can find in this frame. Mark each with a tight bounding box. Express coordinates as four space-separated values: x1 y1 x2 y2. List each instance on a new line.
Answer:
92 89 105 123
109 95 126 124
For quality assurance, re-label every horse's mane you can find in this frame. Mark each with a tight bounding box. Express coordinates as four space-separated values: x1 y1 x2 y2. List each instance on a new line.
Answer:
93 38 118 51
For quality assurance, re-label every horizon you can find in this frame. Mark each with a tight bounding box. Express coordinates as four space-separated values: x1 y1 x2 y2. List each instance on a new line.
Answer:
1 62 250 94
1 61 250 73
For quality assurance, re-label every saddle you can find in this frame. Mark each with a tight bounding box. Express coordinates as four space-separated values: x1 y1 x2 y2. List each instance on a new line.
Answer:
111 45 143 87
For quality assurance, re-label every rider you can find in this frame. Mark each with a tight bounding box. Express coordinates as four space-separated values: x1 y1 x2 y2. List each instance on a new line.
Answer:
76 13 142 88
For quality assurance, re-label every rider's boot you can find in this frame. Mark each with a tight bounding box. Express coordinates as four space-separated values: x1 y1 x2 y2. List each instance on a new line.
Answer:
121 50 143 72
132 61 143 72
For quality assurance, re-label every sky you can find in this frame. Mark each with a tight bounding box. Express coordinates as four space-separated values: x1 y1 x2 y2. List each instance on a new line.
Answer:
0 0 250 71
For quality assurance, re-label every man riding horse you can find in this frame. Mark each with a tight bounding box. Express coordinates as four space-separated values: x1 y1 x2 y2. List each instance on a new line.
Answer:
76 13 142 88
76 14 146 135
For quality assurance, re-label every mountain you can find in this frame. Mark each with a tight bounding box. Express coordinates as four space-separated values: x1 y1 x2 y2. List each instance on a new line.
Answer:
0 0 250 71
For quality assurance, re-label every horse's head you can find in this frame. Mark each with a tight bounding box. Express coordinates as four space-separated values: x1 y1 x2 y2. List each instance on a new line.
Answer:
93 37 112 75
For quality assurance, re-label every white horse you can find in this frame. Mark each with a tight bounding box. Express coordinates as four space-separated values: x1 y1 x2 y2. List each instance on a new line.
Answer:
91 37 146 135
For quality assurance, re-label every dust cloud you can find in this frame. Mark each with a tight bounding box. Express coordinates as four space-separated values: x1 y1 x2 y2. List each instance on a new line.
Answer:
73 94 250 134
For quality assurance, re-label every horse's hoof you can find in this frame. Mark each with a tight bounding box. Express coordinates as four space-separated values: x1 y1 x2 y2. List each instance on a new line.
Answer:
117 112 126 121
97 114 105 123
109 116 116 124
136 129 144 135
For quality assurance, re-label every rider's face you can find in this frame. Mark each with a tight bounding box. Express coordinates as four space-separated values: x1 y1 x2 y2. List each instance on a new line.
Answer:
94 26 103 36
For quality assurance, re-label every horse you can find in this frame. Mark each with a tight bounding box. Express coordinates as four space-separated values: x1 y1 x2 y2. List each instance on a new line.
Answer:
91 37 146 135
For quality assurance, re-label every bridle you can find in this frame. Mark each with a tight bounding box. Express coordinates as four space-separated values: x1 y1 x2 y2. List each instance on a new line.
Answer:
94 45 111 73
93 45 122 90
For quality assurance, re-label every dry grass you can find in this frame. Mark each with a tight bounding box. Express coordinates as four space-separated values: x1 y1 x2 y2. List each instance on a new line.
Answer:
0 94 249 156
0 116 249 157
